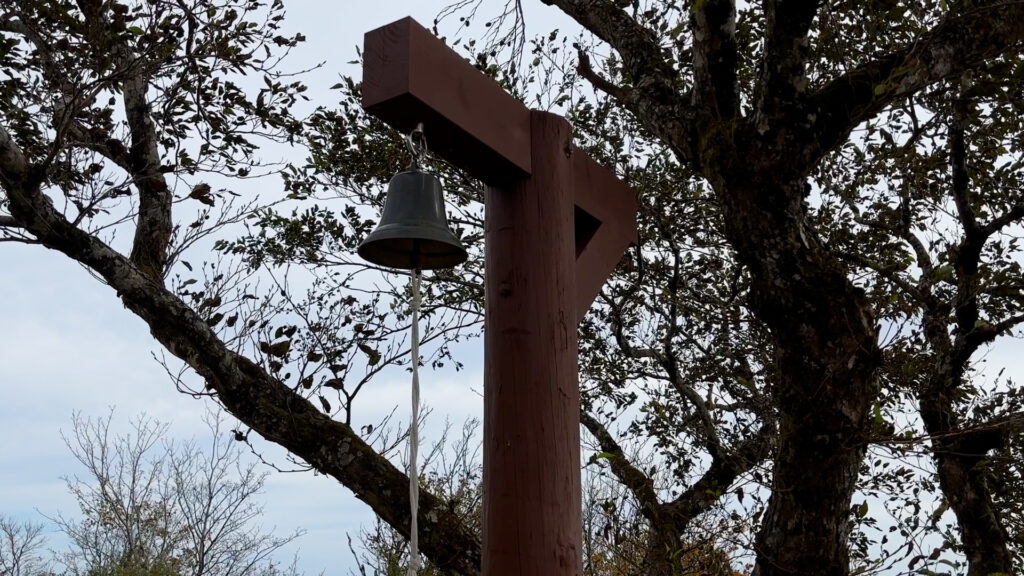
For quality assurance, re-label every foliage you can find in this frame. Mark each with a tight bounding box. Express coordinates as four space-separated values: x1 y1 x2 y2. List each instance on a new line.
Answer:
3 1 1024 576
347 418 739 576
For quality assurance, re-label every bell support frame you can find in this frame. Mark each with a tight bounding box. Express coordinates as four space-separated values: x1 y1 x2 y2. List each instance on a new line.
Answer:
362 16 638 576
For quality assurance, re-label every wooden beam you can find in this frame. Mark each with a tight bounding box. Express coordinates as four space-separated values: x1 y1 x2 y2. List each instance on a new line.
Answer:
573 151 638 323
483 111 582 576
361 18 639 576
362 18 638 323
363 17 531 185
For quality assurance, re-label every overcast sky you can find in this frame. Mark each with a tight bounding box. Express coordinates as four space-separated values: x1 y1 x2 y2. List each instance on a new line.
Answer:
6 3 1024 576
0 2 578 574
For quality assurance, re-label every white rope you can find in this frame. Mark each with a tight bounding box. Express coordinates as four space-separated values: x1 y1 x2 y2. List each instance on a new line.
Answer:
407 268 422 576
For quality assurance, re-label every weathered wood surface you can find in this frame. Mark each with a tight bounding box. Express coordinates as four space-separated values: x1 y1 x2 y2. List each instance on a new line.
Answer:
483 111 582 576
363 17 531 184
361 17 638 575
362 17 637 325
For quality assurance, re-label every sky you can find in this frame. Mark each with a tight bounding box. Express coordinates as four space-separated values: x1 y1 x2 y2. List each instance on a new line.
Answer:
0 1 575 574
4 3 1024 576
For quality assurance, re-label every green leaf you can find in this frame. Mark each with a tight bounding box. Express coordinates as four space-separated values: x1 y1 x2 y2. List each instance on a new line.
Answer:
933 265 955 284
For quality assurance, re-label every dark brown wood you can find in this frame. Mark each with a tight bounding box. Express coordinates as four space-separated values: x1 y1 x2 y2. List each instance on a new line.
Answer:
361 17 638 575
483 111 582 576
362 17 531 185
361 17 637 324
572 150 638 323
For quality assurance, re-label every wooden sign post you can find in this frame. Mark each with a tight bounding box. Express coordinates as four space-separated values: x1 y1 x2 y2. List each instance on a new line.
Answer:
362 17 637 575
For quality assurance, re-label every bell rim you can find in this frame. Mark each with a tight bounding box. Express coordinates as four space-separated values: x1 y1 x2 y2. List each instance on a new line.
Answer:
357 235 468 271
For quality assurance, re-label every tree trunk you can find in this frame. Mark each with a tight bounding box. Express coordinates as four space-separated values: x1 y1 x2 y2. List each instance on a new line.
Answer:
919 378 1013 576
713 177 880 576
912 91 1015 576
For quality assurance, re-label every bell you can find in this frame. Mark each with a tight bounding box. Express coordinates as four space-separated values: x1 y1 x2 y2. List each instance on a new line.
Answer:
358 169 468 270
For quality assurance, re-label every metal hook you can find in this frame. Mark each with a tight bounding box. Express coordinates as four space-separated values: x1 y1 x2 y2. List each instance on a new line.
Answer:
405 123 428 169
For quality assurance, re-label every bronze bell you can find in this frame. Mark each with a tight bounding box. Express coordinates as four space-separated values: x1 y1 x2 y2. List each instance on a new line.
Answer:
358 169 468 270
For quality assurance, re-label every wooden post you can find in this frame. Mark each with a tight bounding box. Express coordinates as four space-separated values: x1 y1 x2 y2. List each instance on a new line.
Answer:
361 18 636 575
483 112 581 575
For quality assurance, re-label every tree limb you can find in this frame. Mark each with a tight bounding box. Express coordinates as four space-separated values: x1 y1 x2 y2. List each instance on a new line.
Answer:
0 124 481 575
754 0 822 129
692 0 739 121
77 1 174 281
0 125 30 186
915 99 1017 570
580 412 662 525
980 203 1024 238
949 92 979 237
664 365 724 457
837 250 924 303
802 1 1024 173
665 422 773 529
0 15 134 174
576 49 632 102
67 126 134 173
957 411 1024 455
542 0 697 162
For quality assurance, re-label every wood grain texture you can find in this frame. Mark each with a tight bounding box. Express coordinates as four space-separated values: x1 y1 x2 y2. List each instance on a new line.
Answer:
572 151 638 323
483 111 582 576
362 17 531 185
